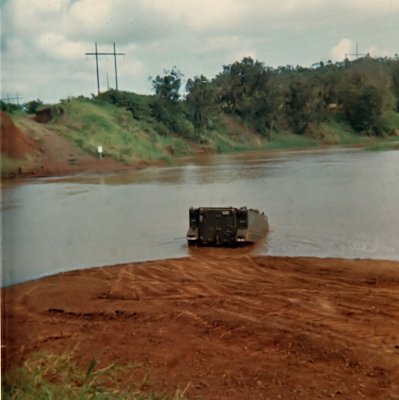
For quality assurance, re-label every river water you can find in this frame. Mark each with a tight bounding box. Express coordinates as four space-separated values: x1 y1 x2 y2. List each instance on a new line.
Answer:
2 148 399 286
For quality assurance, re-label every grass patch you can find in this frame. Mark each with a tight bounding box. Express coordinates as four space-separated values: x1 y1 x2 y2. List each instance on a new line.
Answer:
1 155 22 177
2 352 189 400
204 117 267 153
365 137 399 151
266 131 318 150
318 121 372 145
211 131 253 152
382 110 399 133
51 99 194 164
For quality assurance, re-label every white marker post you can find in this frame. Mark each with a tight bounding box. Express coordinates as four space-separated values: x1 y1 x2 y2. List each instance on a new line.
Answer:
97 145 103 159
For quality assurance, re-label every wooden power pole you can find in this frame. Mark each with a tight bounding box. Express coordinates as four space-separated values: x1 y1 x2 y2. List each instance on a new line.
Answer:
345 41 366 60
85 42 125 94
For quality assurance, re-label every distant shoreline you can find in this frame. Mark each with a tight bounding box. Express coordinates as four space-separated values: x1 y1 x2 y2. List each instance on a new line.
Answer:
3 139 395 182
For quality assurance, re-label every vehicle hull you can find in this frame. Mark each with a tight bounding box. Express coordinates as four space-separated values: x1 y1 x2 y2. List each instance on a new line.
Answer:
187 207 268 246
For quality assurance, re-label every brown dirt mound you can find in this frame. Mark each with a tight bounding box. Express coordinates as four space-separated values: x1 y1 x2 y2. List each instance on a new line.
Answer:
0 112 40 159
1 113 132 178
2 255 399 399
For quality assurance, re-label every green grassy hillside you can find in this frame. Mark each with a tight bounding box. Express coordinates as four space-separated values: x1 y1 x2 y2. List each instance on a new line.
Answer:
41 96 276 165
50 98 192 164
2 89 399 178
35 96 376 164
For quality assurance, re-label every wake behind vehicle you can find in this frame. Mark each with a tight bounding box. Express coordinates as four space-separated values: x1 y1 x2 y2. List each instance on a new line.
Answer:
187 206 268 246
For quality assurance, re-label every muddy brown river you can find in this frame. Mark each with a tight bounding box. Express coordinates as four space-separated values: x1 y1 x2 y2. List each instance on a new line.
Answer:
2 148 399 286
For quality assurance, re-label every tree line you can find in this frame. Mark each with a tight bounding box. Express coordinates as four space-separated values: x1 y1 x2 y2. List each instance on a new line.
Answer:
148 56 399 140
3 56 399 141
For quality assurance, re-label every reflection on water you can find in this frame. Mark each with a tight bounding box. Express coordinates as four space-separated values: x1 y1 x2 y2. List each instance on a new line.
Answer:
2 148 399 286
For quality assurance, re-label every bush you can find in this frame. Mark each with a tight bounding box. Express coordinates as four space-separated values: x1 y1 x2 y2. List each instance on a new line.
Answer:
23 99 43 114
95 90 153 121
343 85 384 135
0 101 23 114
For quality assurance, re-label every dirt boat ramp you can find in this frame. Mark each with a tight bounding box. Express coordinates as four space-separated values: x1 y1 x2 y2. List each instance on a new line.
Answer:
2 254 399 399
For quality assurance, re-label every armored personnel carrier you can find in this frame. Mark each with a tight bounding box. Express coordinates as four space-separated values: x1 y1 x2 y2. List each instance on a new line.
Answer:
187 206 268 246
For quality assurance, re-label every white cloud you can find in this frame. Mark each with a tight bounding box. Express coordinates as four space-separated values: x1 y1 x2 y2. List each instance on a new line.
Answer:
37 33 88 60
118 59 145 79
1 0 398 103
365 44 396 59
330 38 353 61
346 0 399 11
67 0 116 36
202 35 248 53
231 49 258 63
5 0 69 32
143 0 248 31
65 0 174 43
280 0 322 13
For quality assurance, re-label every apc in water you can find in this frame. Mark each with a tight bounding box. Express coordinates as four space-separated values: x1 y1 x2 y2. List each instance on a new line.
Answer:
187 206 268 246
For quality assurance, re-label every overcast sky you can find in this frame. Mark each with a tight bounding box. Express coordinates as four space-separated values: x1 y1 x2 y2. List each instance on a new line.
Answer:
1 0 398 104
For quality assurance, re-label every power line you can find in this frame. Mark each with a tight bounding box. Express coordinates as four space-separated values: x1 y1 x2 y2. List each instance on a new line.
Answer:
345 41 366 60
85 42 125 94
1 93 22 104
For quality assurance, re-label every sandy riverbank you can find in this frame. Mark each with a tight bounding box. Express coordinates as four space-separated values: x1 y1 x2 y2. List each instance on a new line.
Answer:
2 254 399 399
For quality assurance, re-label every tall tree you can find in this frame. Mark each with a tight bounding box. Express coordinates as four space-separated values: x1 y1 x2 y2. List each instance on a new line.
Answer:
186 75 215 138
252 74 284 140
388 60 399 111
343 85 383 135
152 67 183 104
285 79 319 134
23 99 44 114
214 57 266 117
150 67 187 134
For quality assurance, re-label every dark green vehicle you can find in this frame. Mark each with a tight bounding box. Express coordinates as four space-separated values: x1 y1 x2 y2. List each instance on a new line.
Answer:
187 206 268 246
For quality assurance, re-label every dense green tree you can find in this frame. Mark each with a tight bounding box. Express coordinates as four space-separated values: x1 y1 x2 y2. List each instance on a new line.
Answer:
95 56 399 141
23 99 44 114
96 90 152 120
343 85 383 135
0 101 23 113
285 79 320 134
186 75 215 138
214 57 266 117
150 67 192 136
248 72 283 139
152 67 183 104
388 60 399 111
213 57 289 137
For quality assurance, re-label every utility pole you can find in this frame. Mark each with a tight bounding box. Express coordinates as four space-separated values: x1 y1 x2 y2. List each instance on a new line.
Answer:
85 42 125 94
113 43 120 91
345 41 366 60
1 93 22 104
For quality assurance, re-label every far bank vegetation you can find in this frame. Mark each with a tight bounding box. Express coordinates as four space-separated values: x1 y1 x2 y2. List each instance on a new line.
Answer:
2 56 399 166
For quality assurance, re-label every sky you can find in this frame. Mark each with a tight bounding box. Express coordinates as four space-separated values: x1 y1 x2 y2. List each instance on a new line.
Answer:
1 0 399 104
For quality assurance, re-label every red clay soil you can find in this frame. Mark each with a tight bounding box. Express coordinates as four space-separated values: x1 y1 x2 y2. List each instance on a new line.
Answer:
1 112 132 178
2 255 399 399
0 112 40 159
